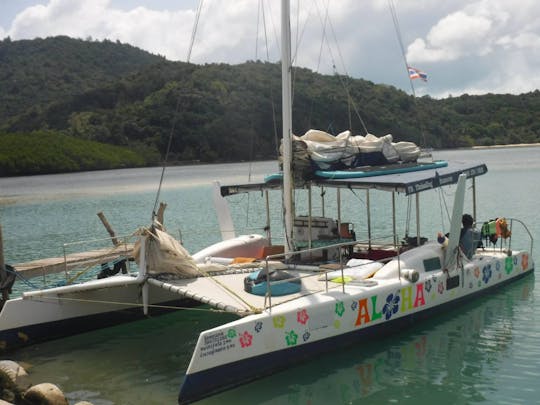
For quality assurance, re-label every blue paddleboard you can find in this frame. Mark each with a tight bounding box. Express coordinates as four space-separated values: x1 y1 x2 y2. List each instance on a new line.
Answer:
264 160 448 182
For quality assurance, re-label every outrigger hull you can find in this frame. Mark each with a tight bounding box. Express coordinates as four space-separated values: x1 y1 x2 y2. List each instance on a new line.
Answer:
179 249 534 404
0 278 195 352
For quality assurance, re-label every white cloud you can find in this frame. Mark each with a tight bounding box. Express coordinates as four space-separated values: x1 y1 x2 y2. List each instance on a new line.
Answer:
407 11 494 62
406 0 540 64
5 0 285 62
2 0 539 96
8 0 197 60
497 32 540 50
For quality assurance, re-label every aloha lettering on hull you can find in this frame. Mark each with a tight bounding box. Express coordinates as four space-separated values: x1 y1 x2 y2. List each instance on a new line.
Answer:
188 250 532 377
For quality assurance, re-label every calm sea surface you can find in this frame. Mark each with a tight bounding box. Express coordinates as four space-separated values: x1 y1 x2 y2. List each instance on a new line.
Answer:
1 147 539 405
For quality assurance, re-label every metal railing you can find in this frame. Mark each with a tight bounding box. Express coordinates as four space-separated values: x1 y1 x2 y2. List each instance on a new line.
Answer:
476 217 534 256
259 236 403 311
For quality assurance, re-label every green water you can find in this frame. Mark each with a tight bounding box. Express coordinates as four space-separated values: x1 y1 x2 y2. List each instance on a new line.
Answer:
1 147 539 404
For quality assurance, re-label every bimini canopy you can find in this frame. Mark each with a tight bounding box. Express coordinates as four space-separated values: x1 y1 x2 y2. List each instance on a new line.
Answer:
220 161 487 197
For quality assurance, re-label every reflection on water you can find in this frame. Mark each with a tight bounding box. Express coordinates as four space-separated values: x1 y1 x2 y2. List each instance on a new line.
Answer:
13 309 238 405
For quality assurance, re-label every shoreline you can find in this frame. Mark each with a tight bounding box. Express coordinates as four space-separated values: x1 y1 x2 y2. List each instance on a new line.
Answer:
470 142 540 150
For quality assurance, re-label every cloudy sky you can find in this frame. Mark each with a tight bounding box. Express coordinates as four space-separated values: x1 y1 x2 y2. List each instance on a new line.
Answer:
1 0 539 98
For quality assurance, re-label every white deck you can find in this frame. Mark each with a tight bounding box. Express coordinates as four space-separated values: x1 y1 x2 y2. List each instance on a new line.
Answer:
14 244 135 279
146 269 346 315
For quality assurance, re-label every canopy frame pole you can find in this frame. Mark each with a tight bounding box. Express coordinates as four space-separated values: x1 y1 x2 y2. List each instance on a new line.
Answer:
392 192 397 248
416 192 421 246
366 190 372 250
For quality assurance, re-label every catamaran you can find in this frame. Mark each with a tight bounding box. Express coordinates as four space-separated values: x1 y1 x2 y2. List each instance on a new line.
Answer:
0 2 534 404
173 1 534 403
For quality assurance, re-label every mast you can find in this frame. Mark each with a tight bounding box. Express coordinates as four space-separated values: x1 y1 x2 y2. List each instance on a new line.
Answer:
281 0 295 253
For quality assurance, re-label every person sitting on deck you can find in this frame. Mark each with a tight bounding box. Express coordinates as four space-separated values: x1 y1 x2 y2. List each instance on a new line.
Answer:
460 214 481 259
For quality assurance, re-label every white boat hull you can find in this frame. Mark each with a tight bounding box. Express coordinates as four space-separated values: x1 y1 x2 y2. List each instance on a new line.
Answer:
0 276 192 351
178 249 534 403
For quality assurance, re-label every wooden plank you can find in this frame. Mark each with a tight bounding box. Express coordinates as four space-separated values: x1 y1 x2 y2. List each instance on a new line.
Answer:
13 244 135 280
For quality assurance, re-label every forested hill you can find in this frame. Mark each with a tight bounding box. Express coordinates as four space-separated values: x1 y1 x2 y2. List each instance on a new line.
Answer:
0 36 539 176
0 36 165 121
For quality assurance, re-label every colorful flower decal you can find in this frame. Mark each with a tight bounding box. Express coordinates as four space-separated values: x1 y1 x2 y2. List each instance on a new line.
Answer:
335 301 345 317
514 256 518 265
438 282 444 295
482 264 492 284
334 320 341 329
273 315 286 329
425 279 432 293
254 321 263 333
382 293 400 321
351 301 358 311
297 309 309 325
239 331 253 348
495 261 501 272
505 257 513 274
474 267 480 278
522 254 529 270
227 329 237 339
303 331 311 342
285 330 298 346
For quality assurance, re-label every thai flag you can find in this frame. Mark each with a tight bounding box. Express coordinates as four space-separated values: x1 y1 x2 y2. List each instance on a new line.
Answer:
408 66 427 82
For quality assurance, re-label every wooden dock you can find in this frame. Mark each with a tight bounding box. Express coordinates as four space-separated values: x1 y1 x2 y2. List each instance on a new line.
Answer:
13 244 135 280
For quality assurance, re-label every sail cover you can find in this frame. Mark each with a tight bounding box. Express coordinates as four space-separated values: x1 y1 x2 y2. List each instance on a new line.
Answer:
135 228 199 277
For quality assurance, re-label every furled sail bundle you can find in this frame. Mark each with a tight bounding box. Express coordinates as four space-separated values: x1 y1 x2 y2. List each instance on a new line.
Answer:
287 129 421 171
134 227 199 277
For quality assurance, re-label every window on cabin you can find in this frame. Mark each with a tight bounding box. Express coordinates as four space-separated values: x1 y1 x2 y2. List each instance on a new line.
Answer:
423 257 441 272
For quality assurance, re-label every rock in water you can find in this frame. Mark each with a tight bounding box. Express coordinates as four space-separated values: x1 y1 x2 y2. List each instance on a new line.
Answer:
0 360 31 402
23 383 68 405
0 360 30 385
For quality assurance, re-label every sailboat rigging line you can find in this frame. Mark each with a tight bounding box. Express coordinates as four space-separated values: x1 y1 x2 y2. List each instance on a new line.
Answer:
435 186 452 236
346 188 366 207
194 266 260 313
263 0 281 57
388 0 428 147
290 2 316 110
312 0 369 135
307 0 329 128
151 87 182 221
291 1 315 66
29 295 233 313
315 0 330 74
255 0 261 60
388 0 415 97
152 0 205 221
187 0 205 63
259 0 281 162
